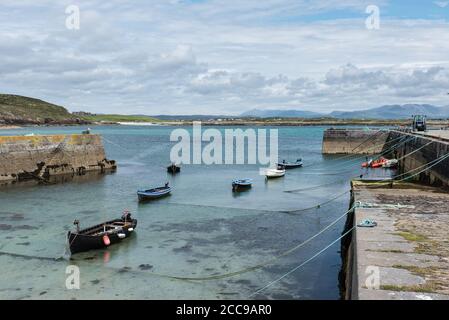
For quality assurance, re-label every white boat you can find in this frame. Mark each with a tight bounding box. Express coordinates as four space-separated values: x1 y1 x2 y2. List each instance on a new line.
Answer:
265 168 286 179
382 159 399 168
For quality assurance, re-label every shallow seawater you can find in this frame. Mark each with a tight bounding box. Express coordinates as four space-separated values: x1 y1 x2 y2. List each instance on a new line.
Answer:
0 125 393 299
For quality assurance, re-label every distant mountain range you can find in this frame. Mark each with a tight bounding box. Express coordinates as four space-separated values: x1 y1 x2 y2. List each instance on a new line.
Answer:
2 94 449 125
330 104 449 119
240 104 449 119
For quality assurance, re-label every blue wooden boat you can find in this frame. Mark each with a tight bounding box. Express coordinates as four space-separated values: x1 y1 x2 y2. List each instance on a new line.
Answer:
232 179 253 191
277 158 303 169
137 183 172 201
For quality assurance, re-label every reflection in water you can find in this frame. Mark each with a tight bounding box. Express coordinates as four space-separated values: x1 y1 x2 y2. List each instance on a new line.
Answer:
0 170 116 190
103 251 111 264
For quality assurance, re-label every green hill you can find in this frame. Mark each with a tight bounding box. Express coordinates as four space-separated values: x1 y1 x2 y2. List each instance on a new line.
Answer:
0 94 86 125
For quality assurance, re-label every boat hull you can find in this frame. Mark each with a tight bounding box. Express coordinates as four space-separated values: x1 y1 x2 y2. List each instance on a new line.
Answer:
138 193 171 201
265 169 286 179
277 162 303 169
266 174 285 179
167 165 181 173
362 157 388 168
382 159 399 168
67 219 137 254
137 187 172 201
232 180 252 191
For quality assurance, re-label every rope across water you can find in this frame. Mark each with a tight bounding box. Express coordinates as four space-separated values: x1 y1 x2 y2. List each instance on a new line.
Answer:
2 151 446 288
284 136 429 193
249 226 355 297
2 130 446 293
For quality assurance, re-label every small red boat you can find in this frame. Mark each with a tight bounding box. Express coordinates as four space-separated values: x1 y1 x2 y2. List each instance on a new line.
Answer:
362 157 388 168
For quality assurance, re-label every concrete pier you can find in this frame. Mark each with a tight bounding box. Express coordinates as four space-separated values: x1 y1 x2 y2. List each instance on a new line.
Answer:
322 128 449 299
0 134 116 183
345 181 449 300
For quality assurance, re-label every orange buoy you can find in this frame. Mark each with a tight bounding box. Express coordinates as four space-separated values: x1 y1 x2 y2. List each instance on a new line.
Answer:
103 235 111 246
371 157 388 168
362 157 388 168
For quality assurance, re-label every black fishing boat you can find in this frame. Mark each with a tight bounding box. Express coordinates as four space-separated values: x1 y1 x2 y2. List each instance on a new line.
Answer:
167 163 181 173
277 159 303 169
232 179 253 192
67 211 137 255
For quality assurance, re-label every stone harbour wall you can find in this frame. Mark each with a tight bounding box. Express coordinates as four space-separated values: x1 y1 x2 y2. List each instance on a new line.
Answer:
0 134 116 182
322 128 390 154
388 131 449 188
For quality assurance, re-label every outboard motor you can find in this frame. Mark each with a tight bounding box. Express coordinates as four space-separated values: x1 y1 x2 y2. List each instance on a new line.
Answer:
73 219 80 233
121 210 132 222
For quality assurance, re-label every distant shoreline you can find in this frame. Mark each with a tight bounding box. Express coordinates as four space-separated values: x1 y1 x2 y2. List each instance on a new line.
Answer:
1 119 448 129
116 119 449 127
116 121 183 126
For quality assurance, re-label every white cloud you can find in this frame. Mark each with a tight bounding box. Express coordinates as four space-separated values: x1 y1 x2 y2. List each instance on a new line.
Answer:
0 0 448 114
434 1 449 8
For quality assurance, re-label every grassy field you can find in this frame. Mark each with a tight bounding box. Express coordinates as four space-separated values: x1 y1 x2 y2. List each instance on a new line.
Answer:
81 114 161 123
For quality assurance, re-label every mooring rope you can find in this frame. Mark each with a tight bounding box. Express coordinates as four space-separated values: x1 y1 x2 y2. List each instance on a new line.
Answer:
280 190 350 214
8 150 447 283
332 138 432 177
333 134 415 169
168 189 350 215
165 201 281 213
284 136 426 193
285 179 348 193
0 251 64 261
306 134 414 172
349 129 385 152
395 140 434 162
301 129 385 168
100 128 402 172
0 205 355 282
345 150 449 191
376 151 449 184
133 205 356 281
10 152 443 278
102 136 129 151
250 152 448 298
249 226 355 297
283 138 407 193
302 132 406 169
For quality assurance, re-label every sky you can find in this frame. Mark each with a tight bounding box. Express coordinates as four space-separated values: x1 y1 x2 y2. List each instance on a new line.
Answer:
1 0 449 115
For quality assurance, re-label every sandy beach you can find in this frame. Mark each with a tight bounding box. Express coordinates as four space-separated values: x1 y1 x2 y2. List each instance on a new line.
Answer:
0 125 21 130
117 121 183 126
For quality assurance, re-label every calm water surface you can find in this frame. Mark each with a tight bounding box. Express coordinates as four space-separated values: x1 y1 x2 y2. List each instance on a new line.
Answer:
0 125 391 299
